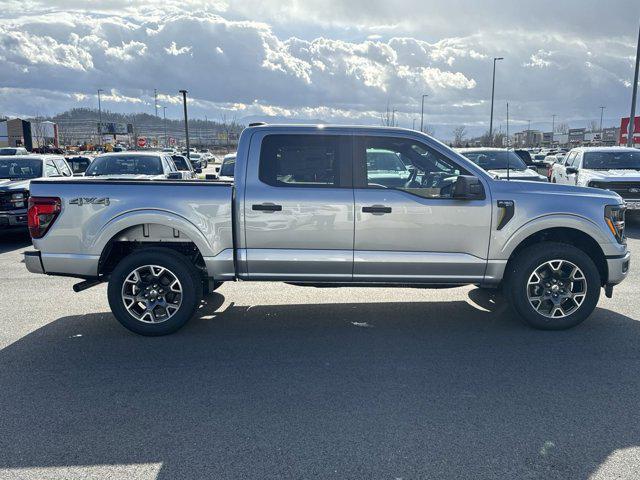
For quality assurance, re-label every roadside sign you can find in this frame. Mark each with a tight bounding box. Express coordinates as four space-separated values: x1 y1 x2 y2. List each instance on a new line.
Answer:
137 137 147 148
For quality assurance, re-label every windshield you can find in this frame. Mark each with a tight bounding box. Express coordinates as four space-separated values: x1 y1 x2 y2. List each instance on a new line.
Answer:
189 153 201 159
85 155 162 176
583 151 640 170
220 157 236 177
0 148 20 156
0 159 42 179
171 156 190 170
366 150 408 171
67 157 91 174
461 150 528 171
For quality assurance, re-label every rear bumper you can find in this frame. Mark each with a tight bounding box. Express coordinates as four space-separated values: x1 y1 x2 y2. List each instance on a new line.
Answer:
0 209 28 229
24 250 45 274
607 251 631 285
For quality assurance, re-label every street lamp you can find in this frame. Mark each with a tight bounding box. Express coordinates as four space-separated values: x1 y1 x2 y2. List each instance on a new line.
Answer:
599 106 606 132
489 57 504 146
420 94 428 132
628 20 640 147
179 90 190 158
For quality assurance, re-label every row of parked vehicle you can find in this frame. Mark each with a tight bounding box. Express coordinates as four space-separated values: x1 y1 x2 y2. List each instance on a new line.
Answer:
0 148 238 231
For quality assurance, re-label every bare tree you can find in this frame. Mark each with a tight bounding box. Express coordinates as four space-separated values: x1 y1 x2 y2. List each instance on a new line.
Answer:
452 126 467 147
588 120 599 132
555 122 569 134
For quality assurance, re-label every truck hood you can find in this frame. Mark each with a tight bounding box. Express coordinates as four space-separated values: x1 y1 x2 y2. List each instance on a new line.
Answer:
581 169 640 182
0 178 32 192
494 176 622 202
489 168 546 181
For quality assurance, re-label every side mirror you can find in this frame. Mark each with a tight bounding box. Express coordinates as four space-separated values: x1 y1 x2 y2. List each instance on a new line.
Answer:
453 175 485 200
205 174 217 180
195 168 202 174
566 166 578 174
167 172 183 180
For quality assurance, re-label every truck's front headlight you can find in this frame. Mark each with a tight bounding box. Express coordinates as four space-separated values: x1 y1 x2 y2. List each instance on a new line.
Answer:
10 192 27 208
605 204 626 244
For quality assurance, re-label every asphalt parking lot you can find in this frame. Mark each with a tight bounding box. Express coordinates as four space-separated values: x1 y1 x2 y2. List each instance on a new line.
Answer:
0 218 639 479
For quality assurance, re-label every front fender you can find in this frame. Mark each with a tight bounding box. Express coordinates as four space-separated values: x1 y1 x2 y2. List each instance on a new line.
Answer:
497 213 613 259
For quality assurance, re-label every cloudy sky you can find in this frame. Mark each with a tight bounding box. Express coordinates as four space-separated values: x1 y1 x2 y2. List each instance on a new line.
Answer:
0 0 639 138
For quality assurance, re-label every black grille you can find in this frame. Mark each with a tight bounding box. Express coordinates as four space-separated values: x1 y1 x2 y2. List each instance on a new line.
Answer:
605 183 640 199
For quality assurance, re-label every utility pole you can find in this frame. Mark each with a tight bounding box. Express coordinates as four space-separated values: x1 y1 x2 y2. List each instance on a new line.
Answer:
506 102 510 148
162 106 167 148
599 106 606 132
154 89 158 118
489 57 504 146
420 94 428 132
528 119 532 147
628 20 640 147
552 114 556 133
412 118 416 130
97 89 103 147
179 90 190 159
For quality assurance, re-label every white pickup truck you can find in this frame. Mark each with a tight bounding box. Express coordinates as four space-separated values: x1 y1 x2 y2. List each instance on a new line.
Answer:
24 125 630 335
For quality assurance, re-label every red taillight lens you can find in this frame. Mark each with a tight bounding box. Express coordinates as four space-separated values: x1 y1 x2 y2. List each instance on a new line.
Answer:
27 196 61 239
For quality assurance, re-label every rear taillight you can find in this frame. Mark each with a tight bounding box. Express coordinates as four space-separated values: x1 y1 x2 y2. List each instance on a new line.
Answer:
27 196 61 239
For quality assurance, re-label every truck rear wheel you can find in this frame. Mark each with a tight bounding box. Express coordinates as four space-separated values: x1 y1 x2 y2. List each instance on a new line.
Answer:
505 242 600 330
107 248 201 336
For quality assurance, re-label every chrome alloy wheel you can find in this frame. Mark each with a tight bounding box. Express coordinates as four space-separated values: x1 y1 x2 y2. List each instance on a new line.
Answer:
121 265 183 324
527 259 587 319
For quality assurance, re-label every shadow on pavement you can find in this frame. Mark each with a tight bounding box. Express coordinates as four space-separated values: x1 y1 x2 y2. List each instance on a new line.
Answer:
1 290 639 479
0 230 31 254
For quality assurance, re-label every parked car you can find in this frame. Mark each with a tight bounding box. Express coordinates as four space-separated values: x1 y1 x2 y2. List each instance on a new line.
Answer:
0 155 72 231
184 152 206 169
84 152 183 180
24 125 629 335
457 148 548 181
217 153 236 182
0 147 29 156
551 147 640 210
171 154 200 179
65 155 93 176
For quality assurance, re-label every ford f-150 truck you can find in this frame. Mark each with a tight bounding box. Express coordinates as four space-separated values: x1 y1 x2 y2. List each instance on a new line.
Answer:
24 125 630 335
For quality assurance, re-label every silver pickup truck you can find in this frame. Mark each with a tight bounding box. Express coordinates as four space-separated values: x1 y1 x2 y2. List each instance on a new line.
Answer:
24 125 630 335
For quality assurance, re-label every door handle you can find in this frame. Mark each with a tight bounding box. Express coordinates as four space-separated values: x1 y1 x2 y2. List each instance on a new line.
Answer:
252 203 282 212
362 205 392 214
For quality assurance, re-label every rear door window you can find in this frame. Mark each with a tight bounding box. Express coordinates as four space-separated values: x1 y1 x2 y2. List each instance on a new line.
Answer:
259 134 351 188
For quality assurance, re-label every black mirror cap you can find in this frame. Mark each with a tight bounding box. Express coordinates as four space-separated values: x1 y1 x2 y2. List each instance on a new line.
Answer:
453 175 485 200
195 168 202 174
566 166 578 174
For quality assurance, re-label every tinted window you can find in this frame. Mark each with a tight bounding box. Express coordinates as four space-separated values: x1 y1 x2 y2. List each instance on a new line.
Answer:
259 135 346 187
583 150 640 170
171 156 190 170
460 150 527 171
67 157 91 174
85 155 163 176
220 156 235 177
358 136 469 199
0 148 18 156
0 159 43 179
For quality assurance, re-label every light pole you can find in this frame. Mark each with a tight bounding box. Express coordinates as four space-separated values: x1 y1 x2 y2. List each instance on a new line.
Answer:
179 90 190 159
552 114 557 146
412 118 417 130
528 119 532 147
599 106 606 132
97 89 103 146
628 20 640 147
506 102 510 148
154 89 158 118
489 57 504 146
420 94 428 132
162 106 167 147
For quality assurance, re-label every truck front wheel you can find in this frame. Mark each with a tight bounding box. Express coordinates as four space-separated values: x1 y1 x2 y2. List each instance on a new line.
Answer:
107 248 201 336
505 242 601 330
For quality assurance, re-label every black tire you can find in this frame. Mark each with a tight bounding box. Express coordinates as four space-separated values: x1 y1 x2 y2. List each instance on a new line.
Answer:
107 248 202 336
504 242 601 330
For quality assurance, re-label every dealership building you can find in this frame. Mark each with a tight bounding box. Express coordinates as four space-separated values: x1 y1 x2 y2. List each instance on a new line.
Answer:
0 118 59 150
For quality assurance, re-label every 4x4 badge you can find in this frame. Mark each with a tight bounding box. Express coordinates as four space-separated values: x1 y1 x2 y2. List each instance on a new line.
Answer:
69 197 110 206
